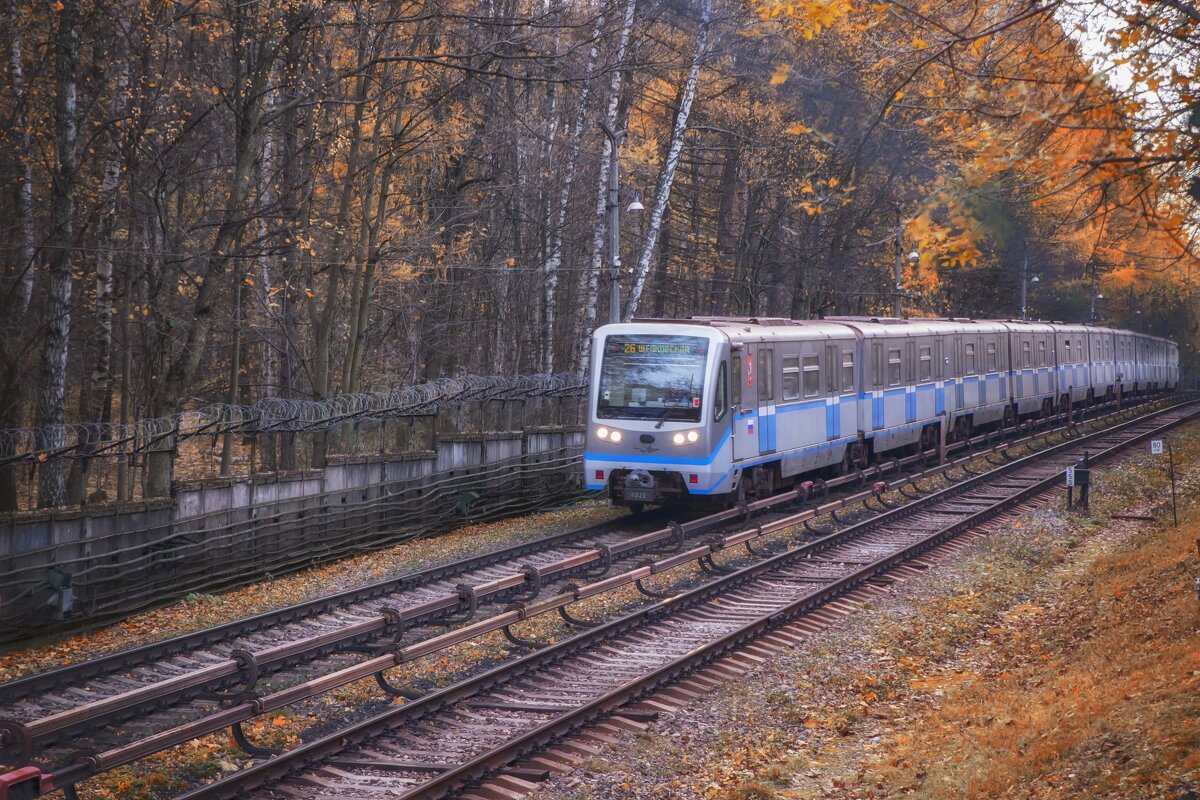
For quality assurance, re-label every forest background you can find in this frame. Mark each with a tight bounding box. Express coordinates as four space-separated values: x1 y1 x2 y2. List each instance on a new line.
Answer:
1 0 1198 511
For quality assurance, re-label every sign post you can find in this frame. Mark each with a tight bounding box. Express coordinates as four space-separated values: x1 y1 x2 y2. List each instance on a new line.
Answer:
1065 465 1075 509
1151 439 1177 526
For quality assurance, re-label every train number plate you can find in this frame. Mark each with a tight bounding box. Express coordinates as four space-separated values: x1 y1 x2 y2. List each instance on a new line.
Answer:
624 488 656 502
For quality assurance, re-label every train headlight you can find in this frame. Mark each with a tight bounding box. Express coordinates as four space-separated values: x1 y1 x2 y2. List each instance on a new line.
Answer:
609 430 622 443
686 430 700 443
596 427 609 440
672 432 685 445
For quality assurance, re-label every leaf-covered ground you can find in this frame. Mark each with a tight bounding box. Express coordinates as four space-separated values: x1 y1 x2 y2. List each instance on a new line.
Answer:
533 422 1200 800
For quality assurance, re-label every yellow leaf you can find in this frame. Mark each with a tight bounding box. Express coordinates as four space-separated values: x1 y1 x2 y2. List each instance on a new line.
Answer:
785 122 812 135
770 64 792 86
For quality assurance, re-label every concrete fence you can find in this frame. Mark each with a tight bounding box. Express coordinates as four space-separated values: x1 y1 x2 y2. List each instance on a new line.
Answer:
0 426 587 643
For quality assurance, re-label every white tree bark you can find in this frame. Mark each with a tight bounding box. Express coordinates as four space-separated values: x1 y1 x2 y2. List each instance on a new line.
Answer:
578 0 637 375
623 0 713 320
66 51 128 505
37 0 80 508
6 2 34 313
540 8 607 373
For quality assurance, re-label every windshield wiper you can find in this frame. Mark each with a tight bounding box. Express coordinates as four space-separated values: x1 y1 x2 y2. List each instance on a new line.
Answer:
653 408 674 429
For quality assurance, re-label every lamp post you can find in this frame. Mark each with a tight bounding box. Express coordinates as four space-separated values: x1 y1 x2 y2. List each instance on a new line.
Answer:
599 122 644 324
1020 254 1039 321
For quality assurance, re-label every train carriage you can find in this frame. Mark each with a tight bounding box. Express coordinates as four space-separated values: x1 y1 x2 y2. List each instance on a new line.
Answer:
1000 321 1058 417
1087 327 1118 403
1053 323 1092 408
1115 329 1137 395
584 315 1179 510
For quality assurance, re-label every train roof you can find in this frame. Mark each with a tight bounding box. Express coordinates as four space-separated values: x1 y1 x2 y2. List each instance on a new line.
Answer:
615 316 1176 347
825 316 1009 338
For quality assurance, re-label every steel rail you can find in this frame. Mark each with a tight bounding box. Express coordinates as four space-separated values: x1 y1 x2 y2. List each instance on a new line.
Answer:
125 397 1198 800
0 397 1170 758
0 397 1173 784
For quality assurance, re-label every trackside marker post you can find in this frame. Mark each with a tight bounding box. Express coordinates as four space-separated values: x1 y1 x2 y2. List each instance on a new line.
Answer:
1150 439 1177 527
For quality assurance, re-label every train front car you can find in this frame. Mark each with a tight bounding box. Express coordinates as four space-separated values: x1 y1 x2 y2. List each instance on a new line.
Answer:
584 322 731 510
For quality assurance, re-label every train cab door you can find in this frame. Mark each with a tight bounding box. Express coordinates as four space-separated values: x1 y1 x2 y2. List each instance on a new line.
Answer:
753 345 777 454
731 350 746 461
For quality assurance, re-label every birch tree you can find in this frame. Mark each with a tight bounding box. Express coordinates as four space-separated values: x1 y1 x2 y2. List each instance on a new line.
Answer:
36 0 80 508
540 7 607 373
623 0 714 320
578 0 638 375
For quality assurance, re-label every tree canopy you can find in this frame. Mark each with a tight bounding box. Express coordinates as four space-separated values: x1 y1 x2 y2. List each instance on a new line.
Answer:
1 0 1196 509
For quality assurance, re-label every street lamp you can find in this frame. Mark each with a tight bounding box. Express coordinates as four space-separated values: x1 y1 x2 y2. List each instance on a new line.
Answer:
600 122 644 324
1020 253 1039 321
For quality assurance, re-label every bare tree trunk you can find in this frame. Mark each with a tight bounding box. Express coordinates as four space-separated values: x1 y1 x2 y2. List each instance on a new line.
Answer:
6 0 34 313
37 0 81 508
540 9 606 373
256 104 279 473
0 5 34 510
623 0 712 320
578 0 637 375
310 18 376 467
145 2 280 496
219 273 243 475
68 55 128 505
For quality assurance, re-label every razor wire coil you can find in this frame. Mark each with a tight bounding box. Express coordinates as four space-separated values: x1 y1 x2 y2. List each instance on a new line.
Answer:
0 373 588 466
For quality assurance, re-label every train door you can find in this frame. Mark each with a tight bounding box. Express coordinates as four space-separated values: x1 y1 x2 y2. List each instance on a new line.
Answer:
753 345 776 454
731 350 745 461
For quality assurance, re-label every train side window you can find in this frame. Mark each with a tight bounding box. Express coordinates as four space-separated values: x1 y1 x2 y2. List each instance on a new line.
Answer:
782 356 801 401
1037 340 1045 366
842 350 855 392
964 342 976 375
826 345 838 393
1064 339 1071 363
872 342 883 388
731 355 742 407
803 355 820 397
714 363 728 422
1020 341 1030 368
918 346 932 382
1076 339 1082 361
986 342 997 373
887 349 902 386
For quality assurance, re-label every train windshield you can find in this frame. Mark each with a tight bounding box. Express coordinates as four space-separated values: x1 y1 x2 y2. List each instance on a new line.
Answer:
597 334 709 422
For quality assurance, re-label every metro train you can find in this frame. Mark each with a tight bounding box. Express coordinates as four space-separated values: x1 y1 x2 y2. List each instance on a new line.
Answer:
584 316 1179 509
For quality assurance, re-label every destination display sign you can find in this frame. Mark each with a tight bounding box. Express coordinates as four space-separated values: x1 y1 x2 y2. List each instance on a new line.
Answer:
605 337 708 356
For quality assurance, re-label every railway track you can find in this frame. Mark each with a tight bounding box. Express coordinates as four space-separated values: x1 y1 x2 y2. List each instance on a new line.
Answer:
0 396 1186 798
167 396 1199 800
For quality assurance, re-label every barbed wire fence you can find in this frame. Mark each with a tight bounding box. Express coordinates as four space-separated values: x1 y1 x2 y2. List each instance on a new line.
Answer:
1 373 589 511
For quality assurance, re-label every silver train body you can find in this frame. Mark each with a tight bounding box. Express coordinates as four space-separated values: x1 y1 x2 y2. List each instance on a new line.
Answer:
584 317 1178 507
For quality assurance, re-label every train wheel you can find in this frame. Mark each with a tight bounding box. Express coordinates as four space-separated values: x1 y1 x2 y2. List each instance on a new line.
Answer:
850 441 868 470
753 466 775 499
